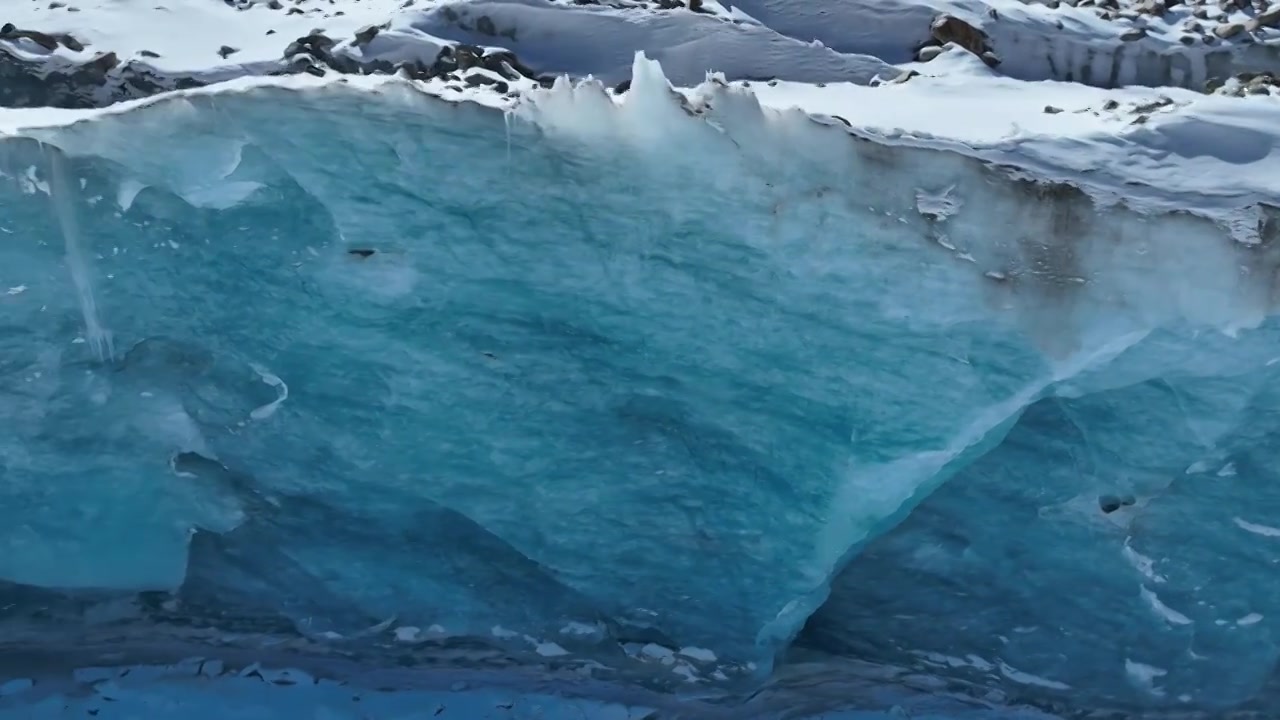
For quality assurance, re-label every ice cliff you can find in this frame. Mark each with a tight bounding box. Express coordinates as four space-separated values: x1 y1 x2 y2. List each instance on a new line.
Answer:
2 47 1280 717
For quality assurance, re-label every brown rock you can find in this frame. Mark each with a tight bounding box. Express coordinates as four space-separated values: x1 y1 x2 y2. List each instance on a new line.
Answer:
1214 22 1246 37
930 14 992 57
1251 6 1280 28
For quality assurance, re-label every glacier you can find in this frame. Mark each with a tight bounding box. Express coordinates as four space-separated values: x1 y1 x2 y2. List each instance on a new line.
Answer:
2 49 1280 718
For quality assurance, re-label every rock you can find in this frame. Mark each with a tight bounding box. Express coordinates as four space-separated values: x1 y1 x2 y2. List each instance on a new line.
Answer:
613 79 631 94
1121 28 1148 40
1102 99 1119 110
0 27 61 52
1214 22 1246 37
453 44 482 71
84 51 119 75
888 69 920 84
916 45 944 62
139 49 160 58
1180 34 1197 44
475 15 497 36
353 24 380 46
217 45 239 59
930 14 992 58
1044 105 1064 114
52 33 84 51
1249 6 1280 28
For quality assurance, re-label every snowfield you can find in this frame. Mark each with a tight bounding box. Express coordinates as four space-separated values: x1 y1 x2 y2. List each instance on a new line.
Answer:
3 1 1280 719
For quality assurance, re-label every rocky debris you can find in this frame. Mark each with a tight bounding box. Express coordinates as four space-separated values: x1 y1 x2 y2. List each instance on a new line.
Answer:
915 15 1000 66
0 23 86 53
1207 70 1280 95
0 20 550 110
1078 93 1184 122
547 0 718 14
1012 0 1280 54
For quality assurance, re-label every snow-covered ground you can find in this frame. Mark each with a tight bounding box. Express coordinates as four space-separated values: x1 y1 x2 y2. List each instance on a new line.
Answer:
2 0 1278 213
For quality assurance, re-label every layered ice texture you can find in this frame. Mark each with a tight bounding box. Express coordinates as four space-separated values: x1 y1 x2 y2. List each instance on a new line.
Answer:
4 5 1280 717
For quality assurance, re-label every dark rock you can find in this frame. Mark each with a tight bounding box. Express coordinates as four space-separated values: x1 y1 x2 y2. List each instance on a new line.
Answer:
1120 28 1148 40
139 49 160 58
464 72 498 86
86 52 119 75
613 78 631 93
218 45 239 59
57 34 84 51
1044 105 1063 113
354 24 380 46
0 27 61 52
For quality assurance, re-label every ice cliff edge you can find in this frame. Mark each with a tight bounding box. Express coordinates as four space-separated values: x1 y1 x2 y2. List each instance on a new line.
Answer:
1 53 1279 688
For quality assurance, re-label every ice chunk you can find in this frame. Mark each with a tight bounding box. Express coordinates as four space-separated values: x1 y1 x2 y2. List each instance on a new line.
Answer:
1 56 1278 687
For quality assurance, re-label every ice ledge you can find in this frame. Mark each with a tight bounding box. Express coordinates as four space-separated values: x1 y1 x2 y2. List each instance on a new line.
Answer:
6 50 1280 228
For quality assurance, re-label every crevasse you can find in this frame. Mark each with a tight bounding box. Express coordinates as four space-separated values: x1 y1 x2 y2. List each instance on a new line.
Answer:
1 54 1278 714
